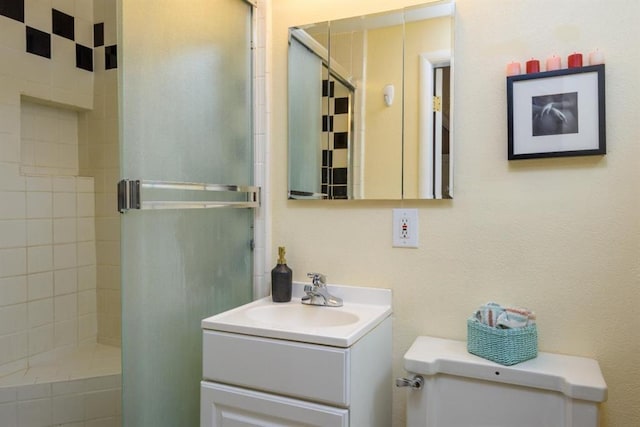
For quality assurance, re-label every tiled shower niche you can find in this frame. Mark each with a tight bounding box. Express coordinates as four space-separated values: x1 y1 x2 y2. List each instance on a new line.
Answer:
0 99 100 376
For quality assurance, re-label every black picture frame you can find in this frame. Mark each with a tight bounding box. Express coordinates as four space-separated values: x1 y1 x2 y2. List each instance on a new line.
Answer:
507 64 606 160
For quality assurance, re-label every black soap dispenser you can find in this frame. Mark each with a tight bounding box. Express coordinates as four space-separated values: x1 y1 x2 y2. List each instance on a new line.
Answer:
271 246 292 302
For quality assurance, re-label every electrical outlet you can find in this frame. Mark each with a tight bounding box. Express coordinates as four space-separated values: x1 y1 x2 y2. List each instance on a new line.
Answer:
392 209 419 248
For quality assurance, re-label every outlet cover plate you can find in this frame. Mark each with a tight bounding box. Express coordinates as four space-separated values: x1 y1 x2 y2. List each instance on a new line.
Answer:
392 208 419 248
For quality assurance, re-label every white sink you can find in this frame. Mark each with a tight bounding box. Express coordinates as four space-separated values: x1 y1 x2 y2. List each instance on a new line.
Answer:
201 282 392 347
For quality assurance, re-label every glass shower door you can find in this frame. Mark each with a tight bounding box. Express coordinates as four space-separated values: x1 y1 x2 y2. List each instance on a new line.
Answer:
119 0 255 425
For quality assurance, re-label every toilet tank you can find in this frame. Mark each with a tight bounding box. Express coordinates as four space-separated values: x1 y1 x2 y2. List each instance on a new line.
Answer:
401 336 607 427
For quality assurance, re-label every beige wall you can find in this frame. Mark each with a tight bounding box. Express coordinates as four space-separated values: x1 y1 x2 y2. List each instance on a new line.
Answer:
271 0 640 426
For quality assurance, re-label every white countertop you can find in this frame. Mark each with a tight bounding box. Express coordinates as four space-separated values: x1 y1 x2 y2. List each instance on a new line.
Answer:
202 282 392 347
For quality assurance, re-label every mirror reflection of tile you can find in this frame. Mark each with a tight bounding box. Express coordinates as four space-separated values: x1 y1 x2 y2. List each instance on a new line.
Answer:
321 79 351 199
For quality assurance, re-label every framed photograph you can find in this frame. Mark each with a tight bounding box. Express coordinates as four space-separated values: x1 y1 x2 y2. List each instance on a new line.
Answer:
507 64 605 160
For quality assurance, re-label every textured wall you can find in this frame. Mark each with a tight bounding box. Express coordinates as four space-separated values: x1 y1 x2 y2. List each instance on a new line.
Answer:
270 0 640 425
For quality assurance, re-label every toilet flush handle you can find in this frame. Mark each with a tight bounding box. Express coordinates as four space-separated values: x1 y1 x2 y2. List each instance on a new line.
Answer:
395 375 424 389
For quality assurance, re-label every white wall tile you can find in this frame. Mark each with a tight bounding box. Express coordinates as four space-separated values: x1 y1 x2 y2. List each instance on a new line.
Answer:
54 243 77 270
77 217 95 242
13 332 28 363
17 398 52 427
0 133 20 163
84 375 121 392
102 0 117 46
54 319 77 348
58 144 79 171
18 58 51 99
28 324 54 357
78 313 97 341
56 112 78 145
26 192 52 219
25 176 52 192
77 241 96 267
86 417 121 427
52 393 85 425
53 218 77 244
95 217 118 242
0 276 27 307
0 104 20 136
94 46 106 74
0 7 25 49
84 389 119 420
77 290 96 315
75 17 94 48
52 379 84 396
77 266 97 291
0 402 17 427
0 304 27 335
0 248 26 277
53 177 76 193
33 141 58 168
0 220 26 248
54 268 77 296
76 177 94 193
28 298 53 329
27 272 53 300
0 191 26 220
53 193 77 218
95 241 117 266
24 0 53 32
54 294 77 321
52 0 76 16
27 219 52 246
0 359 27 380
51 42 76 85
0 386 17 404
77 193 95 217
27 245 53 274
0 164 25 192
75 0 94 21
17 383 51 401
20 142 36 168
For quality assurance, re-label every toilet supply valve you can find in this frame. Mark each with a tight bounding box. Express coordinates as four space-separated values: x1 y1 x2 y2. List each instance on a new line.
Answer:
396 375 424 389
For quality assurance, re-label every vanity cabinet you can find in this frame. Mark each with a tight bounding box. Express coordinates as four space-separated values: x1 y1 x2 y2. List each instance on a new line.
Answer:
200 316 392 426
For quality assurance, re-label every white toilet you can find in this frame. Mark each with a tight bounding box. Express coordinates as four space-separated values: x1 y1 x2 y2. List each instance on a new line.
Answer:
399 336 607 427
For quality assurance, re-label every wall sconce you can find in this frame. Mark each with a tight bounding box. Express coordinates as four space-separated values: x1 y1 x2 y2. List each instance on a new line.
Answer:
383 84 394 107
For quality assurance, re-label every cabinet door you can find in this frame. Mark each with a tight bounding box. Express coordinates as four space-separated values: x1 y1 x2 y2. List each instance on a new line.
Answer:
201 382 348 427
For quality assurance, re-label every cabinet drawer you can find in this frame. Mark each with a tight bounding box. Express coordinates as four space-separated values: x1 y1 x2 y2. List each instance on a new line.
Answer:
201 381 348 427
203 331 350 406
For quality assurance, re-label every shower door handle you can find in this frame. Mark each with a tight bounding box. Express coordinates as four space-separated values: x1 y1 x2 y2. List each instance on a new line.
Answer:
117 179 260 213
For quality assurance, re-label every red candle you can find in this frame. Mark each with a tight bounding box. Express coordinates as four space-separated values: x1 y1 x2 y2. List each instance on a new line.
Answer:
525 59 540 74
568 53 583 68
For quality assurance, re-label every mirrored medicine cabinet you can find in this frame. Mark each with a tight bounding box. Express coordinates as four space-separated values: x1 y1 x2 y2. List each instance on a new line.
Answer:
288 0 454 200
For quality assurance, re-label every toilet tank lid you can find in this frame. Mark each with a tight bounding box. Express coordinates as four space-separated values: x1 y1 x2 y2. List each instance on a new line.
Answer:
403 336 607 403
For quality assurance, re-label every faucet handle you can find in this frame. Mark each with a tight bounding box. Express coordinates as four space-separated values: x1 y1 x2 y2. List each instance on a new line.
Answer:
306 272 326 286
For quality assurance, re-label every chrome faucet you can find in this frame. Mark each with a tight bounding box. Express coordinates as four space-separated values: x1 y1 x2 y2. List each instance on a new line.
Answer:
302 273 343 307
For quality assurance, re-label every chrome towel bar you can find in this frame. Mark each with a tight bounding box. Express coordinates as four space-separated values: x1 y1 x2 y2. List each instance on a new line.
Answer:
118 179 260 213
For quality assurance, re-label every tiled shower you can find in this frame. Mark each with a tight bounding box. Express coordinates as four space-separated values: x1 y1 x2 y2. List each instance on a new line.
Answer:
0 0 121 425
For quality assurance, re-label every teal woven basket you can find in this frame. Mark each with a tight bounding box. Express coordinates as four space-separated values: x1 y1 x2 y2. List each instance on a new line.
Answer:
467 317 538 366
